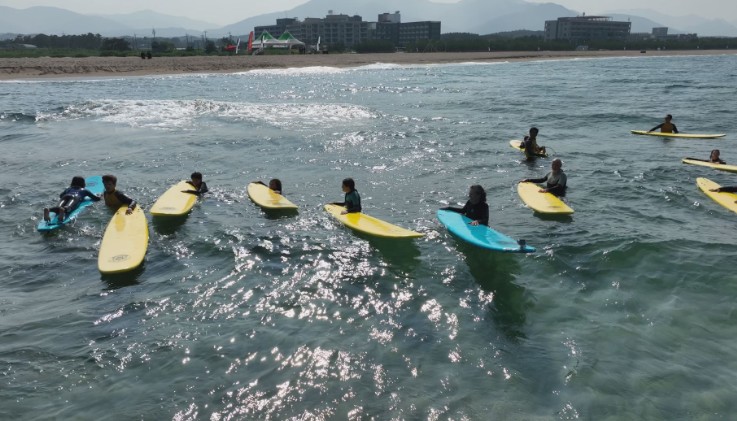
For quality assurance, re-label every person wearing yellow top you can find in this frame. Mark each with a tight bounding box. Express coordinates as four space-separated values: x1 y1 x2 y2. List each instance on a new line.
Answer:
648 114 678 133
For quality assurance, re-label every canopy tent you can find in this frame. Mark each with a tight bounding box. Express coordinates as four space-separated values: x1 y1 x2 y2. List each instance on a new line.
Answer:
251 30 305 51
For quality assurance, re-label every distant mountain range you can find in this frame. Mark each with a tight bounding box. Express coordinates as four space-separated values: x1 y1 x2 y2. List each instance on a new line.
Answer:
2 1 736 39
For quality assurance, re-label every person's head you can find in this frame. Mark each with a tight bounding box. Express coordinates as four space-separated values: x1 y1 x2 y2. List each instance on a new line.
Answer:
341 178 355 193
552 158 563 172
102 174 117 192
190 171 203 187
529 127 539 137
468 184 487 205
70 176 86 188
710 149 721 160
665 114 673 122
268 178 282 192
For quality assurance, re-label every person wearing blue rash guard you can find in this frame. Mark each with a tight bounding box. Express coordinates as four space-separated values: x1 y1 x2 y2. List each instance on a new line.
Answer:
43 176 101 222
331 177 362 215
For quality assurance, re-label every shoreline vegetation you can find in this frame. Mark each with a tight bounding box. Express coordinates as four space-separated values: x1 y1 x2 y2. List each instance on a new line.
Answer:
1 49 736 80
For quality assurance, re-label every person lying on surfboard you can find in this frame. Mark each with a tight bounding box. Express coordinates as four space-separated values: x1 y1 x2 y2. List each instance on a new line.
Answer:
648 114 678 133
252 178 282 194
522 127 546 159
440 184 489 226
330 178 361 215
182 172 209 196
43 176 101 222
521 158 568 197
102 174 137 215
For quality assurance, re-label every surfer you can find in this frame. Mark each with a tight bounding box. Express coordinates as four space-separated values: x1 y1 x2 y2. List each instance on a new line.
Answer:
330 178 362 215
43 176 101 222
709 149 726 164
648 114 678 133
253 179 282 194
521 158 568 197
522 127 545 159
102 175 137 215
440 185 489 226
182 172 209 196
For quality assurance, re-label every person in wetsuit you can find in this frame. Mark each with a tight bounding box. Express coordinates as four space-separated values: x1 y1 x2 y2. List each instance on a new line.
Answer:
102 174 137 215
330 177 361 215
253 178 282 194
649 114 679 133
43 176 101 222
182 172 209 196
522 127 546 160
521 158 568 197
441 184 489 226
687 149 726 165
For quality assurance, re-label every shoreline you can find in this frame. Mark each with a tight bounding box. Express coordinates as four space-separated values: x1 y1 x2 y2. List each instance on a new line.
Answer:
1 49 735 80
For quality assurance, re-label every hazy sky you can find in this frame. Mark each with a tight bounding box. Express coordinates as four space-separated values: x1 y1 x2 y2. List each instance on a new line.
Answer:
1 0 734 25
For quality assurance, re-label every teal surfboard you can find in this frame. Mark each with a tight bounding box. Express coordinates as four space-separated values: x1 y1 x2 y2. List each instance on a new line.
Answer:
437 209 535 253
37 175 104 232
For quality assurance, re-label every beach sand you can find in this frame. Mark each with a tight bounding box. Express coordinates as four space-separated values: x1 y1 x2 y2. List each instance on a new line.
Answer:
1 50 735 80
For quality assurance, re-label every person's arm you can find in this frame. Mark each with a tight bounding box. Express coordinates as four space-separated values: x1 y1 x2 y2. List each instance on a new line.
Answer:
714 186 737 193
522 174 548 184
183 181 208 196
115 191 137 214
648 123 663 132
83 189 101 202
672 124 678 134
474 203 489 226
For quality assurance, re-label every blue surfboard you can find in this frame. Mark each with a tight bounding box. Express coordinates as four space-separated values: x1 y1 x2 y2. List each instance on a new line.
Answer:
37 175 104 232
437 209 535 253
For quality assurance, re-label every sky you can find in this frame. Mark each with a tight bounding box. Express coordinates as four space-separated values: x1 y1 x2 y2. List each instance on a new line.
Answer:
0 0 735 26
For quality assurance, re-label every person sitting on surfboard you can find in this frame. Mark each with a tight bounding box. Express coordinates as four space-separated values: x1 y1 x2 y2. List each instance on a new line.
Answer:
43 176 101 222
440 185 489 226
253 179 282 194
522 127 545 159
102 174 137 215
330 178 361 215
648 114 679 134
521 158 568 197
182 172 209 196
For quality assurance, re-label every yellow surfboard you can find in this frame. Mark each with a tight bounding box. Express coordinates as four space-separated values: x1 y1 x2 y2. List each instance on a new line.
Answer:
697 177 737 215
509 139 547 157
247 182 298 210
150 181 198 216
517 182 574 215
98 206 149 274
682 158 737 174
631 130 725 139
324 204 423 239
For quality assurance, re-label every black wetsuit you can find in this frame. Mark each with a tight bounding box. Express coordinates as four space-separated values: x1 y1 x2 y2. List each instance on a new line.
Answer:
103 190 137 211
333 189 362 213
183 181 209 196
51 186 100 214
649 122 678 133
717 186 737 193
442 201 489 226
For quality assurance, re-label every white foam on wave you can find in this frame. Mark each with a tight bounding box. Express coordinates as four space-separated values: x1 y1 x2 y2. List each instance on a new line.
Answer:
244 66 346 76
37 99 376 130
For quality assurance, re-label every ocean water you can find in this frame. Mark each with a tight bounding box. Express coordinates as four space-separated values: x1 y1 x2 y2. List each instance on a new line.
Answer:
1 54 736 419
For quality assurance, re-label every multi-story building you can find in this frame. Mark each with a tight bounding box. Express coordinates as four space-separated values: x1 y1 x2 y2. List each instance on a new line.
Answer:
254 11 440 50
544 16 631 42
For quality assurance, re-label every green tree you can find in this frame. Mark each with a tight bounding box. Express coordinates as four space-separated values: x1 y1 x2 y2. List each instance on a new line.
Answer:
101 38 130 51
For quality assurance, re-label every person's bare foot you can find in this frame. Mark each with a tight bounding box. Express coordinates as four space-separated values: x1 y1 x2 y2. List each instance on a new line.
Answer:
43 208 50 222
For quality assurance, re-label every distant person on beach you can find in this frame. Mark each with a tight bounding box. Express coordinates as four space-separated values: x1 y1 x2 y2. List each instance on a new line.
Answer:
146 51 152 59
253 179 282 194
43 176 101 222
182 172 209 196
330 178 361 215
522 127 546 159
649 114 678 133
440 184 489 226
102 174 137 215
521 158 568 197
140 52 146 59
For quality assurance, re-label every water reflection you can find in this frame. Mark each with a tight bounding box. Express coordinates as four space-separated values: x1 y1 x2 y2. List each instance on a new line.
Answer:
152 214 189 235
455 239 530 341
100 263 145 289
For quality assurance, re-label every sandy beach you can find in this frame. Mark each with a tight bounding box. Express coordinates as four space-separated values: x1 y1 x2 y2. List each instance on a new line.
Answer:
1 49 735 80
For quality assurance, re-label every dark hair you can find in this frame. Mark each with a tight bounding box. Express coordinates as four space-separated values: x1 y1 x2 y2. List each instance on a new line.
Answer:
269 178 282 192
70 176 85 188
666 114 673 120
530 127 539 135
342 178 356 191
191 172 203 180
469 184 487 203
102 175 117 185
